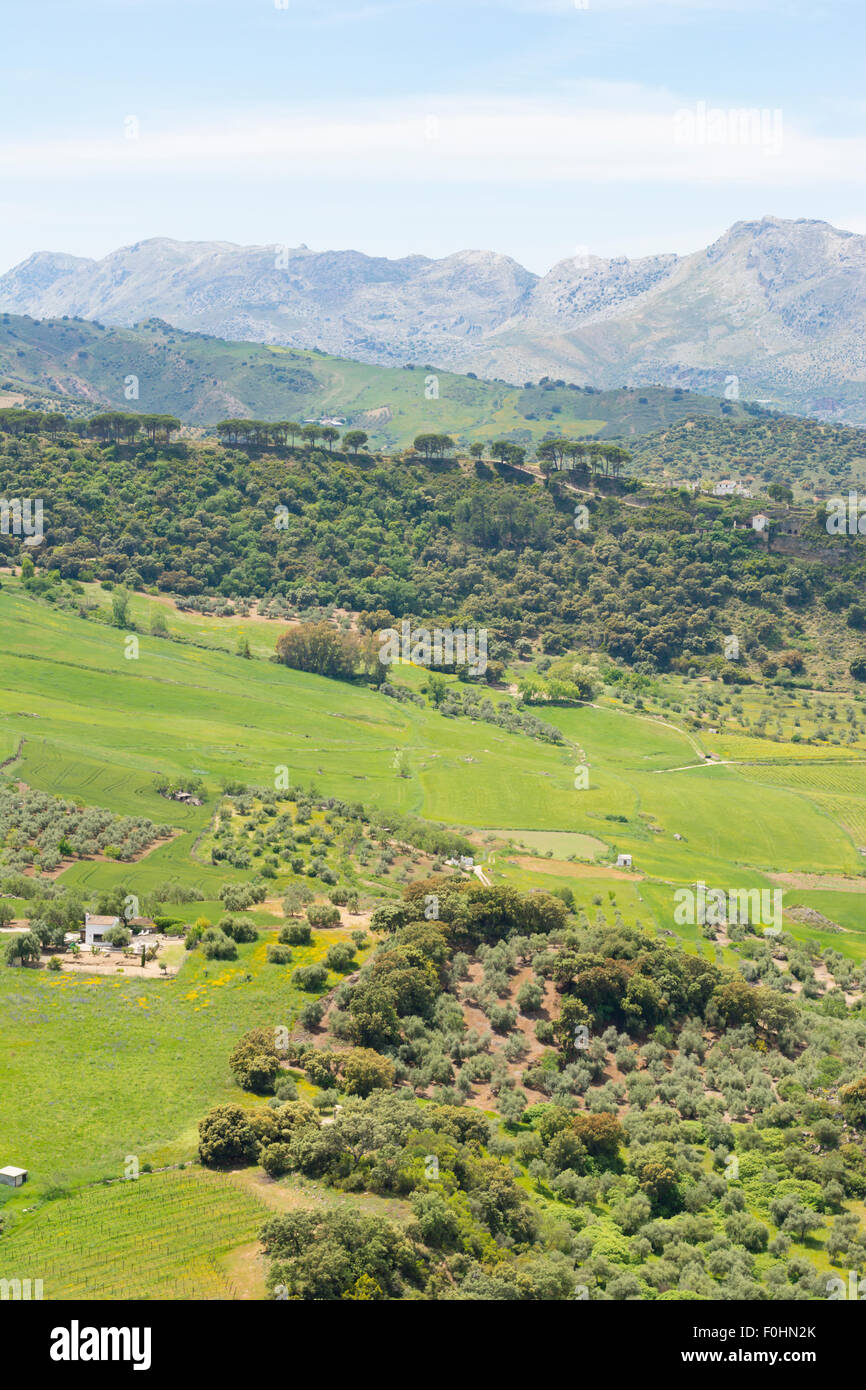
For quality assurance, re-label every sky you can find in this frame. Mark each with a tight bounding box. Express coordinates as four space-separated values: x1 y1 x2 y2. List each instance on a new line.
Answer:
1 0 864 274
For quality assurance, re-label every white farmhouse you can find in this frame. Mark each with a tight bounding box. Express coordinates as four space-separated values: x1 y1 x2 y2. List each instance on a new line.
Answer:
751 513 771 532
81 913 121 946
616 853 633 869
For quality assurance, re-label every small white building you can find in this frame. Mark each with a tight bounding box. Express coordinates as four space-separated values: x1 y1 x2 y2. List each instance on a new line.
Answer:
616 853 633 869
0 1166 27 1187
751 512 771 532
82 913 121 946
713 480 752 498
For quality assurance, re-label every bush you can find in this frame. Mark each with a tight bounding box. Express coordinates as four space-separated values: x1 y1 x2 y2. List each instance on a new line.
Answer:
325 942 356 974
307 904 341 929
220 915 259 944
103 925 131 947
200 928 238 961
198 1103 259 1166
260 1142 295 1178
299 999 326 1030
279 922 312 946
839 1076 866 1128
340 1048 396 1097
294 963 329 992
267 943 293 965
229 1027 282 1093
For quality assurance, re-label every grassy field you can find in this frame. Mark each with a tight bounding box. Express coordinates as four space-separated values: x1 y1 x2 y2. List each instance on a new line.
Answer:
2 580 865 895
3 581 866 1295
0 922 344 1188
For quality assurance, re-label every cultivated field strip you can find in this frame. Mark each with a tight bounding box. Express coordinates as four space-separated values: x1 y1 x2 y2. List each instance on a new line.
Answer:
0 1168 266 1300
735 760 866 794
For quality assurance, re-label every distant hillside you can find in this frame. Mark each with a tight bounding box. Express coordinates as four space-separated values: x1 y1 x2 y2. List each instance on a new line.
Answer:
0 311 745 447
4 311 866 490
4 218 866 422
630 412 866 495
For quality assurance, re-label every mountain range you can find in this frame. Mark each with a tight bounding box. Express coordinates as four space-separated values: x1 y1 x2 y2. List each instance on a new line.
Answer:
2 216 866 423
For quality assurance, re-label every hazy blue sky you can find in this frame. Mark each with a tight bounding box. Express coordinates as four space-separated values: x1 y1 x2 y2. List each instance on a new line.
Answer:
1 0 864 273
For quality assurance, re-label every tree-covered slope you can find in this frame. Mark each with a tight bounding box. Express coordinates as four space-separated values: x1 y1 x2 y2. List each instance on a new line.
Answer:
4 423 866 685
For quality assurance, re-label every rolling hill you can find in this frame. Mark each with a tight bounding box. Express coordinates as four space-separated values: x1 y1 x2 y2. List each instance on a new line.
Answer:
0 310 746 445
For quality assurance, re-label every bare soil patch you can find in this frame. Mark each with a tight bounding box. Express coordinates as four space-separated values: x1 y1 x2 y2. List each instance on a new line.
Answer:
769 871 866 893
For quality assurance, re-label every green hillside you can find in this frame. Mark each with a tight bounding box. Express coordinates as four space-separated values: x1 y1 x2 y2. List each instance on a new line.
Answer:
0 310 766 446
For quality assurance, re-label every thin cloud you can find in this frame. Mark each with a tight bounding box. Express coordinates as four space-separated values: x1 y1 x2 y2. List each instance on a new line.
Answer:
1 92 861 188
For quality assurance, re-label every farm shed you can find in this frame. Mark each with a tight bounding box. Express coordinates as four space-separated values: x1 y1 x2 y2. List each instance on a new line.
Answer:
0 1166 27 1187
